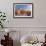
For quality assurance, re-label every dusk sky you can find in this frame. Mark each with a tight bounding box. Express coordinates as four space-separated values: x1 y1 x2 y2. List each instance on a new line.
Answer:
15 4 32 11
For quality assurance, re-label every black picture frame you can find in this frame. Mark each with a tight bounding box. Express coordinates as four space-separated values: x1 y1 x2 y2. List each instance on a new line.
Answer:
13 3 33 18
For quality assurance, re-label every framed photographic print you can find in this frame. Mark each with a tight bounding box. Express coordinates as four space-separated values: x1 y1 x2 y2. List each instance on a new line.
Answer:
13 3 33 18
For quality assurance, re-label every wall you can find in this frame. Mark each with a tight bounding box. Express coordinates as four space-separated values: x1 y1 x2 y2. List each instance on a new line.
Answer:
0 0 46 46
0 0 46 27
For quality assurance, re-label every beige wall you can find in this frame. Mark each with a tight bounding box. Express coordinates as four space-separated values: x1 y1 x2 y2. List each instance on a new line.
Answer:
0 0 46 46
0 0 46 27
